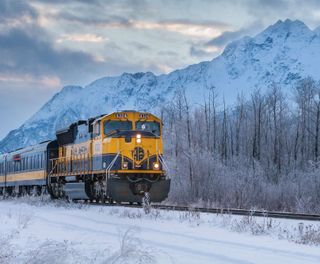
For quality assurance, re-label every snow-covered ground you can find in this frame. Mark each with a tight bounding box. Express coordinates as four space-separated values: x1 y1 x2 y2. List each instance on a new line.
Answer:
0 197 319 264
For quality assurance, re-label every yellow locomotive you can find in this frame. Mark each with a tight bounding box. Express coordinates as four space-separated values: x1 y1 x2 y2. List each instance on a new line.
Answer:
0 111 171 204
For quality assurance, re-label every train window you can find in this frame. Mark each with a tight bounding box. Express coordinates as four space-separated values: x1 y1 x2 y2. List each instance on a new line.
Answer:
34 155 37 169
104 121 132 135
93 121 101 137
136 121 161 136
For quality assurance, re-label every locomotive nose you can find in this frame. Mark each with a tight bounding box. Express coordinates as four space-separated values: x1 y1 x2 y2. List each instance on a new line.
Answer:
133 146 144 161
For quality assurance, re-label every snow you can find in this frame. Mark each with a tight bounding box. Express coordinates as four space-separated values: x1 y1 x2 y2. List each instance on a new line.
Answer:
0 198 319 264
2 19 320 153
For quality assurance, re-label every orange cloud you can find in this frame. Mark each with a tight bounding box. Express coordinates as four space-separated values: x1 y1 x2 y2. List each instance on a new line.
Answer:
131 21 228 39
56 34 108 43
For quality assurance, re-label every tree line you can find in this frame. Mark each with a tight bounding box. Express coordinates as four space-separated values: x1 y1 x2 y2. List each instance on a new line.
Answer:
161 77 320 213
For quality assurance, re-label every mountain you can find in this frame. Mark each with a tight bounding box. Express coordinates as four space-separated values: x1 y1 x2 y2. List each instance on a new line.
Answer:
1 19 320 153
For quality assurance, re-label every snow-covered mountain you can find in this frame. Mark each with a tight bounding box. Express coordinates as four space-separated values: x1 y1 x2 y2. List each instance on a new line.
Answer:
1 19 320 153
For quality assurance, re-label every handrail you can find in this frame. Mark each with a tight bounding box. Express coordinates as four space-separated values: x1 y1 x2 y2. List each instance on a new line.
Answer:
158 154 170 176
106 152 120 179
50 154 92 176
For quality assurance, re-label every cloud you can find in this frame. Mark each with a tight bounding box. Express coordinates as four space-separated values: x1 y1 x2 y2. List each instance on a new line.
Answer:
0 24 172 87
50 8 229 38
0 0 38 22
190 45 220 58
0 74 60 89
244 0 320 28
157 50 179 56
189 21 263 59
56 34 108 43
130 41 151 51
206 30 248 47
247 0 288 10
206 21 263 48
0 26 108 84
53 11 131 28
130 19 228 38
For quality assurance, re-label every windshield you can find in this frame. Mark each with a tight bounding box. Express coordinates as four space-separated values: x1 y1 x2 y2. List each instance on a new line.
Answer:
136 121 161 136
104 121 132 135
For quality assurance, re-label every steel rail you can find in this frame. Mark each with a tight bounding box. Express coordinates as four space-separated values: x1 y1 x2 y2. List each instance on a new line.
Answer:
150 204 320 221
57 200 320 221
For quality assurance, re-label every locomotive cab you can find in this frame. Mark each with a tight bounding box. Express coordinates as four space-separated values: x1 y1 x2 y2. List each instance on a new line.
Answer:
91 111 170 203
49 111 170 204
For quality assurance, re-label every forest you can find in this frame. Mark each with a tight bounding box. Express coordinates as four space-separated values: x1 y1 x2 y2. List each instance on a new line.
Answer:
161 77 320 213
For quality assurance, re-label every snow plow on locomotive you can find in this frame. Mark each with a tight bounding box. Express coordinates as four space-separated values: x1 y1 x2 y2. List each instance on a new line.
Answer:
0 111 171 204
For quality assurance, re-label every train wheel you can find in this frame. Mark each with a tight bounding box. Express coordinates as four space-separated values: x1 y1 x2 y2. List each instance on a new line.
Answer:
4 187 13 197
20 186 28 196
48 182 64 199
41 186 47 196
12 186 20 197
31 186 41 196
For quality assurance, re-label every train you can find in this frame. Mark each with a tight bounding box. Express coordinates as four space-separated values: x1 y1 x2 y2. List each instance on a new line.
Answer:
0 111 171 204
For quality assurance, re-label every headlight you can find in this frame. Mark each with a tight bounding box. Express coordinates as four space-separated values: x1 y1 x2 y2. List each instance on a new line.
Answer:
122 162 128 169
136 134 141 139
153 162 160 170
136 134 142 144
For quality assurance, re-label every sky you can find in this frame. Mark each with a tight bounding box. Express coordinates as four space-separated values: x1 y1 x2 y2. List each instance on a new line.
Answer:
1 0 320 139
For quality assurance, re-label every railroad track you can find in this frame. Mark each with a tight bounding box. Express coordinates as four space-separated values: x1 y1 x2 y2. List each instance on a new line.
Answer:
150 204 320 221
89 201 320 221
3 194 319 221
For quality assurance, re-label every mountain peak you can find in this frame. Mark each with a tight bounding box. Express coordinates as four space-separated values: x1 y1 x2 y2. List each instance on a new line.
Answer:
259 19 311 39
1 19 320 153
60 85 83 94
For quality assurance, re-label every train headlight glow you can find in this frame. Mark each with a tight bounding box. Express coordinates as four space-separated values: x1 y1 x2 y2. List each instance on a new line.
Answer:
153 162 160 170
122 162 128 169
137 134 141 139
136 134 142 144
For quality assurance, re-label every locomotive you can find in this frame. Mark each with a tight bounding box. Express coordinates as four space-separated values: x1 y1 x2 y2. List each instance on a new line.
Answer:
0 111 171 204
